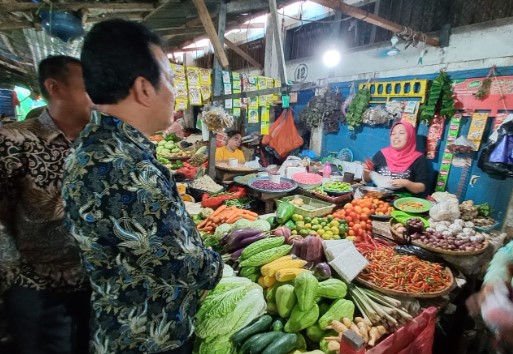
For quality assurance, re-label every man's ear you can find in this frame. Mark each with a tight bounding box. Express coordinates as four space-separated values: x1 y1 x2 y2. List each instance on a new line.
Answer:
43 78 60 98
132 77 155 107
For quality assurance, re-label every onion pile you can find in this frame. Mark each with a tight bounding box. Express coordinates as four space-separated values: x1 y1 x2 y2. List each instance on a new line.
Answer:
410 230 486 252
250 179 295 191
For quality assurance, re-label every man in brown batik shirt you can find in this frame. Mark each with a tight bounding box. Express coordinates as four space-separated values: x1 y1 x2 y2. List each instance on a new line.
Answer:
0 55 94 354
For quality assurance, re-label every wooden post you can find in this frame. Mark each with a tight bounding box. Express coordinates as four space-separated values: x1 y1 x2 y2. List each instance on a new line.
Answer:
268 0 288 85
310 0 439 47
207 0 227 178
191 0 230 69
264 14 274 77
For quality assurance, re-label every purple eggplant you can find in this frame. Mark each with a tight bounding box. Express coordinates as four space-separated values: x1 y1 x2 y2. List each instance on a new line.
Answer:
224 228 262 250
226 232 266 252
313 262 332 280
292 239 304 258
231 247 245 262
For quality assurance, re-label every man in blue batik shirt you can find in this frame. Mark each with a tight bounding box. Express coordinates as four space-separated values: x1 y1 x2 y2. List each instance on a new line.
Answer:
62 19 223 354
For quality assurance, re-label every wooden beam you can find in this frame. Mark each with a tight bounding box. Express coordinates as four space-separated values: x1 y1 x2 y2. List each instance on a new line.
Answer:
1 33 16 55
191 0 229 69
173 0 300 53
144 0 171 21
230 23 266 30
154 25 204 32
163 29 206 38
310 0 439 46
0 59 28 74
175 46 208 52
0 3 156 13
224 38 262 69
0 21 33 31
264 14 274 76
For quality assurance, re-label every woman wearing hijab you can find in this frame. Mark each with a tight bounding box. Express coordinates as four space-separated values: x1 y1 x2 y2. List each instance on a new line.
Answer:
363 121 429 196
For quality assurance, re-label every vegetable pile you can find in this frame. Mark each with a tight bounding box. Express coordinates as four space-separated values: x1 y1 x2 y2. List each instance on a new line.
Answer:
191 175 223 193
322 181 352 194
250 179 296 191
197 205 258 233
195 266 267 354
357 243 452 294
409 218 487 253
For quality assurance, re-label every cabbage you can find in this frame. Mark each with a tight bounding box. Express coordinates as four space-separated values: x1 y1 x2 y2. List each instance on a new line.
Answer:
233 219 252 229
214 223 233 239
250 220 271 232
222 264 236 278
199 337 236 354
195 279 266 339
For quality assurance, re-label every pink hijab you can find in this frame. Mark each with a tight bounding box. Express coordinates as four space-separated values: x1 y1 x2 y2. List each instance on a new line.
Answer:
381 121 423 173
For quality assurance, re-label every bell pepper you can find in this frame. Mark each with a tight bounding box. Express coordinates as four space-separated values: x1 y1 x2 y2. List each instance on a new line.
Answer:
201 186 247 209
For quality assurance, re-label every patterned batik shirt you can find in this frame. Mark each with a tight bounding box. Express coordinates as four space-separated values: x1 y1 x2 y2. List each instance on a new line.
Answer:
0 110 88 293
62 114 223 354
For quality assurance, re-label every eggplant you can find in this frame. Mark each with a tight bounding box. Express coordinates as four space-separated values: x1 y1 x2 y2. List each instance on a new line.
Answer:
224 228 262 250
313 262 332 280
228 232 266 252
291 239 304 257
304 236 323 264
231 247 245 262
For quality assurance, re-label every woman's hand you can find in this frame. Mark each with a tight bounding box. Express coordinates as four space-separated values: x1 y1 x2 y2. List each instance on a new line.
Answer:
391 179 426 194
391 179 410 188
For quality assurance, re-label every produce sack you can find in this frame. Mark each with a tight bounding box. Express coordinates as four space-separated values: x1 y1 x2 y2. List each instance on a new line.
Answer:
366 307 437 354
429 200 460 221
268 109 304 160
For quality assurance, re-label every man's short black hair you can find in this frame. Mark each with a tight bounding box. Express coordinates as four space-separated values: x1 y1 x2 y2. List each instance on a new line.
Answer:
38 55 81 101
81 19 163 105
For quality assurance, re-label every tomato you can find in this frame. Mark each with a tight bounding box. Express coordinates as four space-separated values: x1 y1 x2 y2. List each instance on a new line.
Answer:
353 224 361 231
349 222 355 227
360 220 367 228
347 229 355 236
349 212 358 220
344 204 353 210
354 206 362 214
360 214 368 221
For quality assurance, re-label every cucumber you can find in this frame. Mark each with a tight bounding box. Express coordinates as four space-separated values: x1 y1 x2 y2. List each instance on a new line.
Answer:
231 315 273 346
271 319 284 332
261 333 299 354
239 333 268 354
240 237 285 261
248 331 283 354
240 266 260 278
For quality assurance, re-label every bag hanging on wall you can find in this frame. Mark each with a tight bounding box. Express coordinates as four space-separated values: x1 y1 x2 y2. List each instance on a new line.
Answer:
478 121 513 178
262 109 286 146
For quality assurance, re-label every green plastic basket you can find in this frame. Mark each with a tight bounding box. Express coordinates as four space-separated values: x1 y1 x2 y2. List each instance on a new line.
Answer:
275 195 335 218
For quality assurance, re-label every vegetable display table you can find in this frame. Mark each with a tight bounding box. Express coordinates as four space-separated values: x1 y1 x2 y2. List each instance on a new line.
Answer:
246 189 289 213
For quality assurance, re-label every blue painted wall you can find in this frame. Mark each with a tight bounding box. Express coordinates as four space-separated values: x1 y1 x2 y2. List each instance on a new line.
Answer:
290 66 513 226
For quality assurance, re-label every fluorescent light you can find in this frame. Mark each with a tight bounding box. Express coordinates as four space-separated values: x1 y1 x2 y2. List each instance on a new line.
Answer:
323 49 341 67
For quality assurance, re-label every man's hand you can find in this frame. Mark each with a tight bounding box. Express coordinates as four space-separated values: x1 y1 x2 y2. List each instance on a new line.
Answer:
466 283 496 317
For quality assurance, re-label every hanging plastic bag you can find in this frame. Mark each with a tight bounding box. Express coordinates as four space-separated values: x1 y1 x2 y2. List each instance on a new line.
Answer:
478 121 513 178
262 109 286 146
268 110 304 160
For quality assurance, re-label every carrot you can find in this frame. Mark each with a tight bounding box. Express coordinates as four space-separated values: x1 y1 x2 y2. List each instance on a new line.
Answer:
197 219 209 229
241 214 258 221
209 205 227 219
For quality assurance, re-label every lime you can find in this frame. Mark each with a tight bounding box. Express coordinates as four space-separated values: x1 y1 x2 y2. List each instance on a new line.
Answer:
291 230 298 235
292 214 303 222
299 229 310 236
317 229 325 235
304 216 312 223
311 218 320 225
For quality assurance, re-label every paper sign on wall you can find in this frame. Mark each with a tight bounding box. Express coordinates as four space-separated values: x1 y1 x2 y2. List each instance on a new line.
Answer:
467 112 488 151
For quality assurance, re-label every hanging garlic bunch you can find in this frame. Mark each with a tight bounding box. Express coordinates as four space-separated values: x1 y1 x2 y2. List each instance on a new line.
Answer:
202 106 234 133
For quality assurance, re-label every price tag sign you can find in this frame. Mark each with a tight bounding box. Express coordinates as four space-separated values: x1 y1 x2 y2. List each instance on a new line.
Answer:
282 95 290 108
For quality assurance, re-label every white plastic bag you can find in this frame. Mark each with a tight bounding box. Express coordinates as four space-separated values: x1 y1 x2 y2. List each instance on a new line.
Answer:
429 200 461 221
370 171 396 189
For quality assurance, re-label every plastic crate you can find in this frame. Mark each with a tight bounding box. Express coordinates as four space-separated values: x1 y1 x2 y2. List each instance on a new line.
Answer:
276 195 335 218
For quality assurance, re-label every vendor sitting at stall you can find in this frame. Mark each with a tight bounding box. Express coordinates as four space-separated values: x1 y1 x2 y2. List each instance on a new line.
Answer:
215 130 246 164
363 121 429 196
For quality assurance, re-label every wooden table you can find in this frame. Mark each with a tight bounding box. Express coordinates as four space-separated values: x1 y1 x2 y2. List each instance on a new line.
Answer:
246 189 289 213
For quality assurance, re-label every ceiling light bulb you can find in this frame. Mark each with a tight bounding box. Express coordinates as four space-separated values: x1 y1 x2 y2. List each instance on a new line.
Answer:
323 49 341 68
